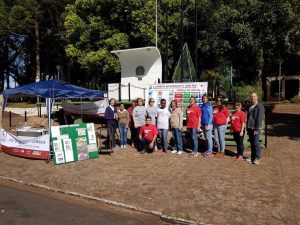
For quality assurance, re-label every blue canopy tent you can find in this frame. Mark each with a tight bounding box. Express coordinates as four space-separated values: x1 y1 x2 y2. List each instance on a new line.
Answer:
2 79 106 99
1 79 107 128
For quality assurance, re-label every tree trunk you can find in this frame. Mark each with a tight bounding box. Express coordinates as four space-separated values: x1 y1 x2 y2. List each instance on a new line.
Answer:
256 48 264 90
35 21 40 82
3 41 9 89
0 41 7 91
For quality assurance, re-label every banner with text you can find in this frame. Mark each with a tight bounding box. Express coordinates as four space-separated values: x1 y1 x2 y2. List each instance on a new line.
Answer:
146 82 208 118
0 128 50 159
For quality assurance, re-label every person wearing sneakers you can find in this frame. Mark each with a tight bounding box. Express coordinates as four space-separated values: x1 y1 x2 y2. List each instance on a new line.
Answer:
213 97 229 158
170 100 184 155
230 101 246 160
139 116 158 154
246 92 265 165
201 94 214 157
156 99 171 153
186 96 202 157
117 103 130 149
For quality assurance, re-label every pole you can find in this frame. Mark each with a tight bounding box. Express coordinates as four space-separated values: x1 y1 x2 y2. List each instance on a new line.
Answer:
155 0 158 48
119 82 121 101
195 0 198 80
230 65 233 86
165 4 168 82
230 65 233 101
278 61 282 104
128 83 131 101
9 111 11 127
0 95 3 129
265 112 267 148
180 0 184 80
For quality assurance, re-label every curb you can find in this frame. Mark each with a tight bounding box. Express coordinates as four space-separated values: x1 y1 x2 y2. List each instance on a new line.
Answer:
0 176 209 225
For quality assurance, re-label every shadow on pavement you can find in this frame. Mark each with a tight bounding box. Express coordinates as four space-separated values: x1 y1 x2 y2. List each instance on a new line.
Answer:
267 111 300 140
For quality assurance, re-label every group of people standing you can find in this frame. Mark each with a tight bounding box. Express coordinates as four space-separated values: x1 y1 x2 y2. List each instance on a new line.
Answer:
104 92 265 165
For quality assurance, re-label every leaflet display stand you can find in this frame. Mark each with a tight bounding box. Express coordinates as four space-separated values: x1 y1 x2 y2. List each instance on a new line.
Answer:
51 123 99 165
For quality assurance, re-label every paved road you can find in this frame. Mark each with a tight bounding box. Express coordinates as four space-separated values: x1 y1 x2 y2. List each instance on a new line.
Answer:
0 181 169 225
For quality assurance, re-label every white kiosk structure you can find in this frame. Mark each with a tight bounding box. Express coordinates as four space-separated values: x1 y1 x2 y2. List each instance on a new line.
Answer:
109 47 162 100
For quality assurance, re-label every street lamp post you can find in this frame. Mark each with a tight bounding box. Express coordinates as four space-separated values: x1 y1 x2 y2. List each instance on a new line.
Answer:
56 65 61 79
180 0 184 80
277 59 283 104
230 65 233 101
155 0 158 48
195 0 198 80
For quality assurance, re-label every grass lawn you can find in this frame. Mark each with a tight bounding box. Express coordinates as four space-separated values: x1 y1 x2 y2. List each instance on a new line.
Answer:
5 102 37 108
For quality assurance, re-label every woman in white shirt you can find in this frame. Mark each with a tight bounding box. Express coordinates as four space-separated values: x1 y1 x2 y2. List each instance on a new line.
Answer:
156 99 170 153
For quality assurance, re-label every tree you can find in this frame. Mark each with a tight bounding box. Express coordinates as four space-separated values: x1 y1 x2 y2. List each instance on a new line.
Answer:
172 42 196 82
64 0 128 87
0 0 73 89
196 0 300 85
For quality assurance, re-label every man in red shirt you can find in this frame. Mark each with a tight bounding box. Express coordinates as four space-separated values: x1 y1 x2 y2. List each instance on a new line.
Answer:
139 116 158 154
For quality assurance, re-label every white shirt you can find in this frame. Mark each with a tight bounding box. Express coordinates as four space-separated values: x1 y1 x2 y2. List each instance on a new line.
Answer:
156 107 170 129
109 105 115 111
249 104 256 113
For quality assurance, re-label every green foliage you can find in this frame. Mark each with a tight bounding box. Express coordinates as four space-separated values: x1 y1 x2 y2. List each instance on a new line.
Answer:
173 43 196 82
0 0 9 35
234 85 263 102
64 0 134 80
196 0 300 84
1 0 300 91
0 0 74 87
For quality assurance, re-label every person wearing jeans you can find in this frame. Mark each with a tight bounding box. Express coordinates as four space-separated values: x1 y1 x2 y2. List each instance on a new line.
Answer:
214 124 227 155
213 97 229 158
117 103 129 148
118 125 127 147
158 129 169 151
186 96 202 157
156 99 170 153
170 100 183 154
246 92 265 165
201 94 214 157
